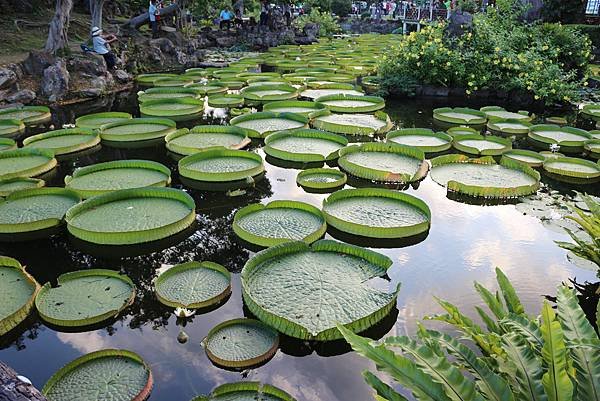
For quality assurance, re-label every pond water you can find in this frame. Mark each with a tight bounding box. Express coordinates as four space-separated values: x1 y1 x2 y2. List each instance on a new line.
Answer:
0 92 599 401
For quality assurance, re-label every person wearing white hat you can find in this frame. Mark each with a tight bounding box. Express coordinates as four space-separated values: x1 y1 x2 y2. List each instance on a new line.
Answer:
91 26 118 69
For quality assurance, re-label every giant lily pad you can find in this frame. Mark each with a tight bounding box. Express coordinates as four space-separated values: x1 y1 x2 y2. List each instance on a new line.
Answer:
139 98 204 122
487 119 531 136
312 112 392 135
0 137 16 151
322 188 430 239
35 269 135 327
240 84 298 103
501 150 546 168
580 104 600 121
100 118 177 144
430 154 540 198
315 94 385 113
0 256 39 335
452 134 512 156
480 106 532 121
154 261 231 309
0 148 57 180
584 139 600 159
185 81 228 95
264 129 347 163
42 349 153 401
138 87 201 103
0 187 80 239
204 319 279 369
0 177 45 197
179 147 264 182
296 168 347 192
230 112 308 139
446 126 480 137
386 128 452 153
207 94 245 108
152 76 193 87
433 107 487 126
75 112 132 130
23 128 100 155
299 83 364 100
136 72 179 85
233 200 326 247
241 240 398 340
338 142 427 183
0 119 25 137
65 160 171 199
262 100 328 118
542 156 600 184
528 125 592 153
191 382 296 401
65 187 196 245
166 125 250 156
0 106 51 125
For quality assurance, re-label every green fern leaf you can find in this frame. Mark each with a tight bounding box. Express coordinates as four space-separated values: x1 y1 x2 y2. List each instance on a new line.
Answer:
541 301 574 401
363 371 410 401
475 281 507 319
499 313 543 352
496 268 525 315
500 333 547 401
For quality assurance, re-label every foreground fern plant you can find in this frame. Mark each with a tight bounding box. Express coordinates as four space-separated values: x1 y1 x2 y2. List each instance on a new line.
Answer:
339 268 600 401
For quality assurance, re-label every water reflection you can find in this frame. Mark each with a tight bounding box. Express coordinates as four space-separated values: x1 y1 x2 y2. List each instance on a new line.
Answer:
0 94 598 401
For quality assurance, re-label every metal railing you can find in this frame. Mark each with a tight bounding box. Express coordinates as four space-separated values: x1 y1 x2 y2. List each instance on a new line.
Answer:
586 0 600 15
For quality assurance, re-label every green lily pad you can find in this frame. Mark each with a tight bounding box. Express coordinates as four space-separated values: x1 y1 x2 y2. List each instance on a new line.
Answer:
233 200 327 247
262 100 328 118
23 128 100 155
386 128 452 153
0 119 25 137
430 154 540 198
501 150 546 168
138 87 200 103
240 84 298 103
446 126 480 137
166 126 250 155
64 160 171 199
154 261 231 309
263 128 347 163
299 86 364 100
207 94 245 108
315 94 385 113
0 137 17 151
338 142 427 183
542 156 600 184
230 112 308 139
452 134 512 156
35 269 135 327
528 125 592 153
139 98 204 122
584 139 600 159
0 256 39 335
0 106 51 125
433 107 487 126
100 118 177 143
136 72 179 85
191 382 296 401
0 177 45 197
580 103 600 121
204 319 279 368
42 349 153 401
487 119 531 136
65 187 196 245
0 188 81 238
322 188 431 239
241 240 398 340
311 112 392 135
75 112 132 130
296 168 347 191
0 148 57 180
179 147 264 183
185 81 228 95
480 106 532 121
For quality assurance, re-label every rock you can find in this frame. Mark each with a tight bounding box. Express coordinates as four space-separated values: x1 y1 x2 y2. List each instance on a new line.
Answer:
7 89 36 104
165 31 185 47
41 60 70 102
215 35 237 48
23 50 56 75
149 38 176 55
78 75 115 98
303 22 319 39
6 64 24 80
0 68 17 90
146 46 165 64
175 50 188 65
68 54 108 77
0 361 48 401
113 69 131 83
445 10 473 39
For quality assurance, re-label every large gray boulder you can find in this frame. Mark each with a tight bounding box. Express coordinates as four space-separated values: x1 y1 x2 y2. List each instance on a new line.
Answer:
41 60 70 102
7 89 36 104
0 68 17 90
23 50 56 75
149 38 176 55
68 54 108 77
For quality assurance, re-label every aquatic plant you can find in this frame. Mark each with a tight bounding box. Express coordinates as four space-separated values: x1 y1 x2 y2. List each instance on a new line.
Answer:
556 194 600 269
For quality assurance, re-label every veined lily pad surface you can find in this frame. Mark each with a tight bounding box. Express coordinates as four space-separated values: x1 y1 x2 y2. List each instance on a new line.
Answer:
166 126 250 155
0 188 81 237
204 319 279 368
452 134 512 156
65 187 196 245
263 129 347 162
23 128 100 155
480 106 532 121
64 160 171 198
487 119 531 136
233 200 326 247
230 112 308 138
430 154 541 198
0 256 39 335
296 168 347 191
154 261 231 309
75 112 132 130
338 142 427 183
185 82 228 95
299 87 364 100
315 94 385 113
139 98 204 121
241 240 398 340
446 126 480 137
0 137 16 151
528 125 592 152
100 118 177 143
179 148 264 182
542 156 600 184
501 150 546 168
0 119 25 137
0 106 51 125
262 100 328 118
312 112 392 135
35 269 135 327
0 177 45 197
207 94 245 108
42 349 153 401
585 139 600 158
138 87 200 103
0 148 57 180
322 188 431 239
433 107 487 125
192 382 296 401
240 84 298 103
386 128 452 153
581 103 600 121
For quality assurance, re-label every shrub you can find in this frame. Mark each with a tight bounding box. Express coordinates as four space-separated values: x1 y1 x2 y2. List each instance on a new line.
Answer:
457 0 478 13
331 0 352 17
304 0 332 13
377 0 592 103
294 9 341 37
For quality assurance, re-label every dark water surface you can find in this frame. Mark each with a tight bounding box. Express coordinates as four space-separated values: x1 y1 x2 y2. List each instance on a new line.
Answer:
0 92 598 401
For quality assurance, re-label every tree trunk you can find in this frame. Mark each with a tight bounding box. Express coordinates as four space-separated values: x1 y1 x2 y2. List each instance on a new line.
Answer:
90 0 105 29
0 361 48 401
44 0 74 54
126 2 180 30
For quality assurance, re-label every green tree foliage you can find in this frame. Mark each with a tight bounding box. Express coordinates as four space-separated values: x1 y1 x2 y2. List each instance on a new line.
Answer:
331 0 352 17
294 9 340 37
339 267 600 401
304 0 332 12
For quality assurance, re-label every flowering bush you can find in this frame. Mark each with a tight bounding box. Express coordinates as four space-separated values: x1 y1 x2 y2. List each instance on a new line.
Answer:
294 9 341 37
377 0 592 103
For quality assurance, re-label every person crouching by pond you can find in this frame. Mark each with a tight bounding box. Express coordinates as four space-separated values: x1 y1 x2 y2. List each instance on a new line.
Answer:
91 27 117 70
220 7 234 30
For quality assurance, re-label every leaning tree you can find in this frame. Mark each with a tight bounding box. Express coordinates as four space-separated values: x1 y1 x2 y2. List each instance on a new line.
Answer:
44 0 74 54
89 0 106 28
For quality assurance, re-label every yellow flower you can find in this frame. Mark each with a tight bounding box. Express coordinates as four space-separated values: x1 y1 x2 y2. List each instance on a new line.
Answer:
534 95 540 100
466 90 471 94
495 47 500 52
542 45 548 50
